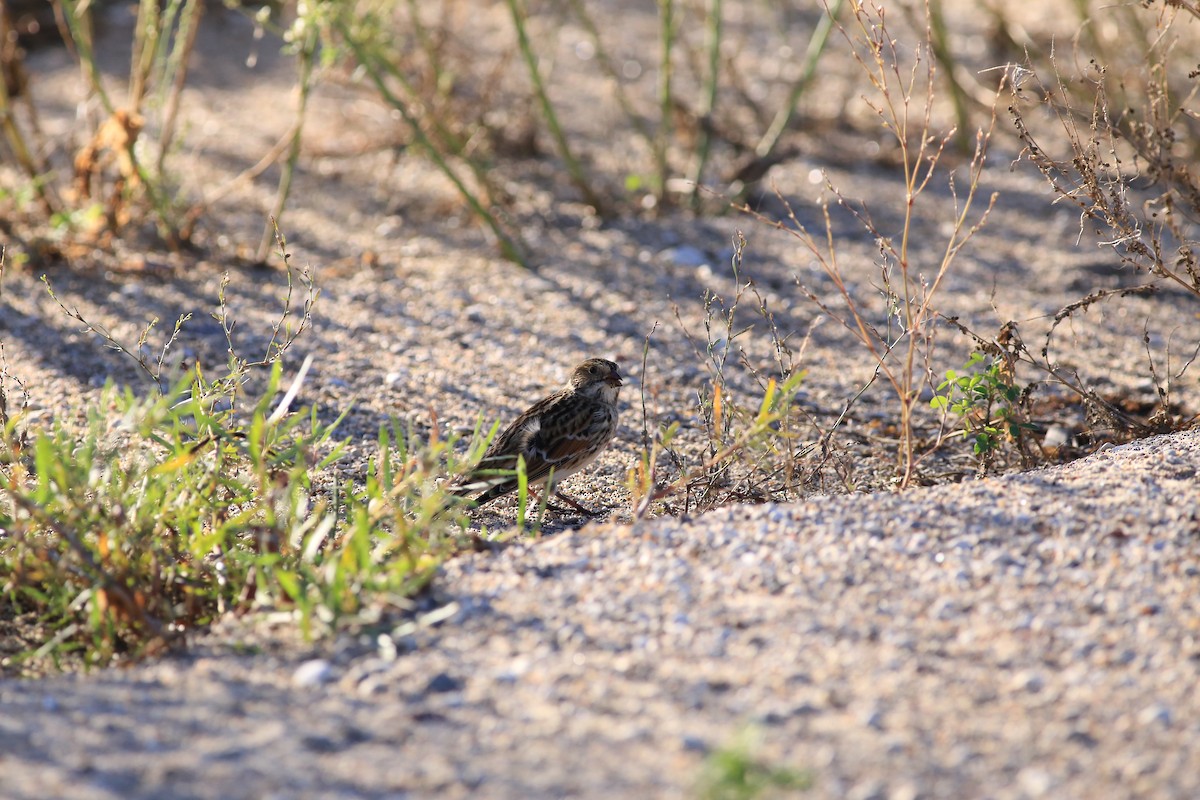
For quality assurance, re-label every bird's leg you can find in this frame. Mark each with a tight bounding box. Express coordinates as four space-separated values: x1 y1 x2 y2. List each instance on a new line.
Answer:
527 486 574 514
553 490 603 516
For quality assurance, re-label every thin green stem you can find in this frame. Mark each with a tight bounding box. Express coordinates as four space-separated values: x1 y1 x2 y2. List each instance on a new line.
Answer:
688 0 722 209
157 0 205 175
755 0 844 158
336 17 528 266
656 0 674 205
0 69 59 216
504 0 603 213
59 1 115 115
925 0 971 152
256 22 318 263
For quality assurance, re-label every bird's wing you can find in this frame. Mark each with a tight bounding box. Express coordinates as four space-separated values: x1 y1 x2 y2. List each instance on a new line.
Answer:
520 430 595 484
518 395 601 484
454 390 566 492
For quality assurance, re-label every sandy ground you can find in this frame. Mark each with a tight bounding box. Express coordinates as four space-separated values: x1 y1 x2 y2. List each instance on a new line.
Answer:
2 3 1200 798
3 431 1200 799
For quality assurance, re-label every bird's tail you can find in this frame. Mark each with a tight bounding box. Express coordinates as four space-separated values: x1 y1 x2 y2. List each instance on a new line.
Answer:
447 478 513 508
438 473 514 517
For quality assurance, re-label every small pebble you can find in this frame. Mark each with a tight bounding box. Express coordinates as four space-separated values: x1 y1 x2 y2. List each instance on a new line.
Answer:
292 659 334 688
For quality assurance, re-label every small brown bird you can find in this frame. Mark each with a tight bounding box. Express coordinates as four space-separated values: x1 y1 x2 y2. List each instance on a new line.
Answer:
451 358 623 513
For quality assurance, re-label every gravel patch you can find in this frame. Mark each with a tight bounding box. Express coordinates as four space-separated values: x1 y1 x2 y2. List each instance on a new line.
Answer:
3 430 1199 799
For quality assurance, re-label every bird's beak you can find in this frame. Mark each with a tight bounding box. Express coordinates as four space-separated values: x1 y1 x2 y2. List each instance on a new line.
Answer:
607 373 624 387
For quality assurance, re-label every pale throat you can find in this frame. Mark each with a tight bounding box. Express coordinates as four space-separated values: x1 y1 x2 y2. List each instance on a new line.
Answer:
592 383 621 404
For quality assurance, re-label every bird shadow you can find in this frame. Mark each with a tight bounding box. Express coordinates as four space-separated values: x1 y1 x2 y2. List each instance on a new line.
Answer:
462 502 619 543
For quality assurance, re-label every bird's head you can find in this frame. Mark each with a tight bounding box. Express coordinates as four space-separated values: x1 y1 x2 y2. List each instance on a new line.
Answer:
569 358 623 397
